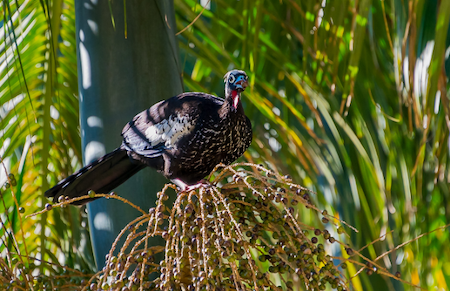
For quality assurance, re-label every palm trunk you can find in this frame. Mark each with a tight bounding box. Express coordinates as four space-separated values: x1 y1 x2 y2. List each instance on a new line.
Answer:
75 0 182 269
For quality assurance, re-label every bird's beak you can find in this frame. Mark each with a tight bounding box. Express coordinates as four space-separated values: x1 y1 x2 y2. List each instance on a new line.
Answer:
235 76 248 91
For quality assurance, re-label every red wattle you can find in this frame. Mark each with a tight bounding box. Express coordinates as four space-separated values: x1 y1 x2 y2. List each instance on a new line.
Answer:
231 91 239 109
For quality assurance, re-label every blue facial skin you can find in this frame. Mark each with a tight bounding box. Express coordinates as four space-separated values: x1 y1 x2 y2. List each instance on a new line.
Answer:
232 75 248 92
226 71 249 92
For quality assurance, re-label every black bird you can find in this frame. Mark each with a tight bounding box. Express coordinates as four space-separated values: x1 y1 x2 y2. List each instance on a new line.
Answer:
45 70 252 205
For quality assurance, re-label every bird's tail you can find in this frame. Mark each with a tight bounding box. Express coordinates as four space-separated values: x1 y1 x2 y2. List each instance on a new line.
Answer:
45 147 145 205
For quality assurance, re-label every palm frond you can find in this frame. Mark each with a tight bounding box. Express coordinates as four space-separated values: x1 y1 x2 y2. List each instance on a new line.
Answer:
174 0 450 289
0 0 94 273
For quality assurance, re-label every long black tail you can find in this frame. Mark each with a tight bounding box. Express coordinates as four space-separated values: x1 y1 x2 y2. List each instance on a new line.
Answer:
45 147 145 205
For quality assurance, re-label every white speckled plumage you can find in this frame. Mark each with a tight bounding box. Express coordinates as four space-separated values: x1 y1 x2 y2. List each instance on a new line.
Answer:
144 114 195 148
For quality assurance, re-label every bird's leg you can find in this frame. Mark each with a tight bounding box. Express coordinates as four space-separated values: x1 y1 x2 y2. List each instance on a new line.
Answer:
171 178 211 192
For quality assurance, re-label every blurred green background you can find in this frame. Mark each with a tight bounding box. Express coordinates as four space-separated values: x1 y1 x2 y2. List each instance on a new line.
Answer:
1 0 449 290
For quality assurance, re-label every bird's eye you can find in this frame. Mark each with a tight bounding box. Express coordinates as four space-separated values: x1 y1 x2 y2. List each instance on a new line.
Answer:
228 75 235 83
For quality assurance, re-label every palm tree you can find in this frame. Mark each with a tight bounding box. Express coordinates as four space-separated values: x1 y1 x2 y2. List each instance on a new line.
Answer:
1 0 449 290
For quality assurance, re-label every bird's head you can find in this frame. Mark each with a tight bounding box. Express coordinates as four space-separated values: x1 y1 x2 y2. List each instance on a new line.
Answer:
224 70 249 92
224 70 249 109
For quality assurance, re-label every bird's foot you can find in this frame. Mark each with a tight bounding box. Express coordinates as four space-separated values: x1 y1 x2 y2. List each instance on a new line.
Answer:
172 179 211 192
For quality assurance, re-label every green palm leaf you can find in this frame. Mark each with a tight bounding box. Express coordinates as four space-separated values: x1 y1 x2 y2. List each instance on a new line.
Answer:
174 0 450 290
0 0 94 273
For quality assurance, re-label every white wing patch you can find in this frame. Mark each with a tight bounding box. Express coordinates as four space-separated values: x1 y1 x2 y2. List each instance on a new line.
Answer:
144 114 194 148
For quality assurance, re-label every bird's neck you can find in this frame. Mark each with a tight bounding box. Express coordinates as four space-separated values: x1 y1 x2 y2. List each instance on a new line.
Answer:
230 90 240 109
223 87 243 114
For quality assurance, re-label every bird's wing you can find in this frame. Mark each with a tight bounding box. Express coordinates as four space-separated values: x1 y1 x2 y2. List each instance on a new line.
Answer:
121 92 223 157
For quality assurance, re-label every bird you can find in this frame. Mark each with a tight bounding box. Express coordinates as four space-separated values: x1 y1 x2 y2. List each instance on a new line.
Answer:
45 70 252 205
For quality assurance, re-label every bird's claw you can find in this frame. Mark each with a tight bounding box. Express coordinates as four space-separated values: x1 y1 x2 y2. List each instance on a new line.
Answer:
172 178 211 193
182 180 212 192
